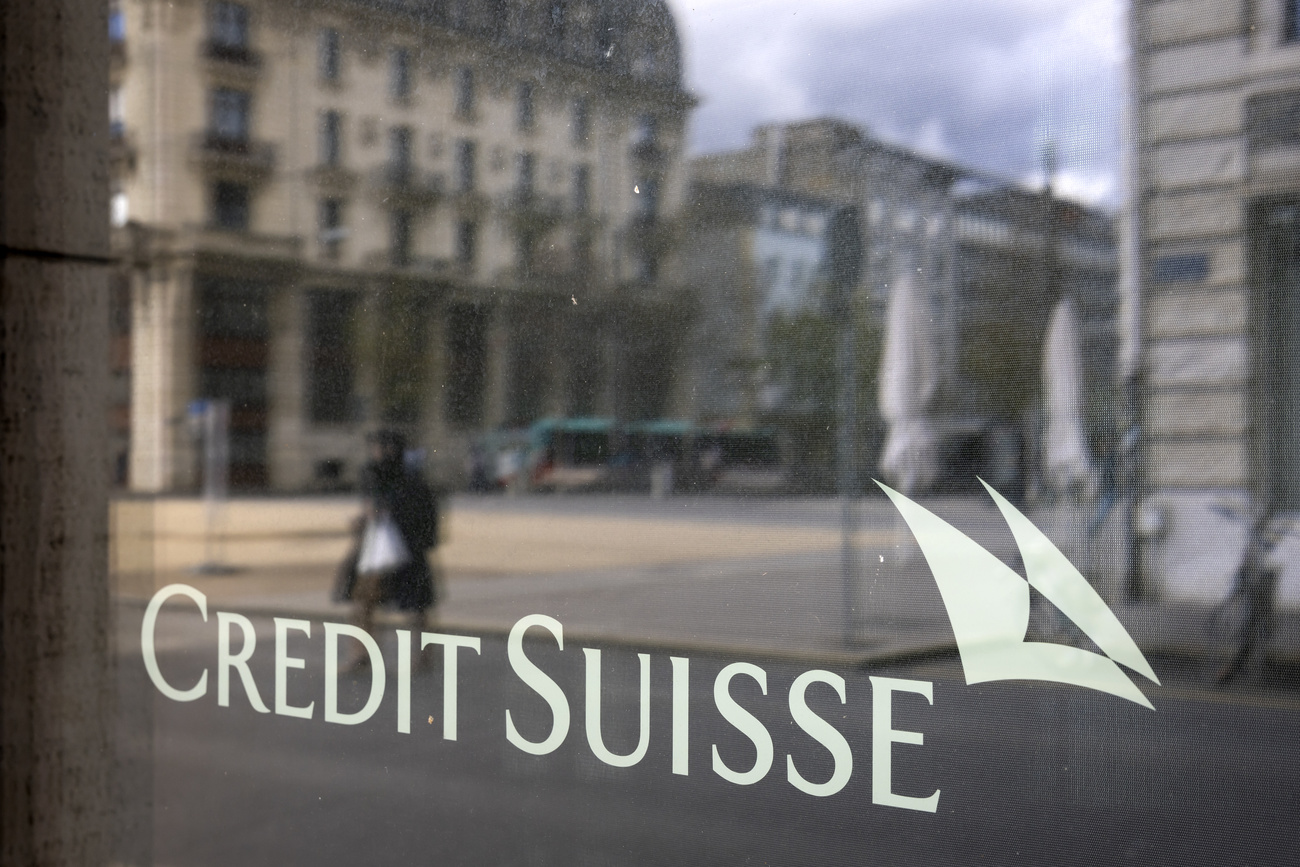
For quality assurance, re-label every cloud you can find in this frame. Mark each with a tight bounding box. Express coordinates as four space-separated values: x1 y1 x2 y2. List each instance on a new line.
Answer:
669 0 1124 207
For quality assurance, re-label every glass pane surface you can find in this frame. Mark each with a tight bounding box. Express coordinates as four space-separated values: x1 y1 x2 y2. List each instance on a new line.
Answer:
86 1 1300 865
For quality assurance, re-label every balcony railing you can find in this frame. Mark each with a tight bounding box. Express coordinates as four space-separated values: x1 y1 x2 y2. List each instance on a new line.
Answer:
369 164 443 209
203 40 262 68
191 132 276 179
307 163 360 192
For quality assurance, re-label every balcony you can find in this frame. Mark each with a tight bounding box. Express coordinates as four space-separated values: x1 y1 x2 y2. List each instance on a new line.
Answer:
307 163 359 193
110 125 137 177
203 40 262 68
369 164 443 210
191 132 276 180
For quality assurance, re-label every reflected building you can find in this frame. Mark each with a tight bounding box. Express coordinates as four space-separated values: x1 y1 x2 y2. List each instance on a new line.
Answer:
675 183 842 489
690 118 1118 494
1127 0 1300 602
109 0 694 491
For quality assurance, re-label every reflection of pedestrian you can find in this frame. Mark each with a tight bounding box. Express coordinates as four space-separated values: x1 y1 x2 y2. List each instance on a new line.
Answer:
338 430 440 668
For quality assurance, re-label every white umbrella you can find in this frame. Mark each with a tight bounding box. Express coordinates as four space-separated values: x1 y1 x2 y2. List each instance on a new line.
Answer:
878 271 941 494
1042 295 1096 494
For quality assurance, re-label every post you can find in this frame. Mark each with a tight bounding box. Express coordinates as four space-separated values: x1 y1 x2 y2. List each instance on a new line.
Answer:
828 207 864 644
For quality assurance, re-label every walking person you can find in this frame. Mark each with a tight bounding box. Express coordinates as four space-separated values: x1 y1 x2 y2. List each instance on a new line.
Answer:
338 430 441 669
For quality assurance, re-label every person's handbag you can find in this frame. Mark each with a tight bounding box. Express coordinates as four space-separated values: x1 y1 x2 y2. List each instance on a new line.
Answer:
356 512 412 575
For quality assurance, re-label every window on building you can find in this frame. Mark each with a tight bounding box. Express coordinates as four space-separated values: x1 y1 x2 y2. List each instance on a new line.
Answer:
319 28 340 81
635 176 659 220
109 6 126 43
306 291 356 424
632 113 658 147
454 67 475 118
572 164 590 214
390 47 412 100
210 88 250 143
517 81 535 131
456 219 477 267
209 1 249 50
318 198 344 257
572 97 590 146
211 181 249 229
319 110 341 166
446 305 487 426
391 209 413 266
547 1 567 44
516 152 535 197
109 88 124 139
389 126 413 179
455 139 477 193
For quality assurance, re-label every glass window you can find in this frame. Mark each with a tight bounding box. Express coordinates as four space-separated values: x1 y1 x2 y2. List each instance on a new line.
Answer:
211 180 249 229
390 209 413 266
389 125 412 177
516 151 535 197
456 218 477 267
318 198 344 255
517 80 534 131
390 46 412 100
571 96 590 146
572 163 590 214
454 66 475 118
319 28 340 81
209 1 248 50
306 290 356 423
455 138 476 193
20 3 1300 867
209 88 249 142
319 110 341 166
108 6 125 43
109 88 124 138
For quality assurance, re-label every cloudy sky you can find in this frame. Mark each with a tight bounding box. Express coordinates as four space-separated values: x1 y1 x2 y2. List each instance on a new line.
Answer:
668 0 1126 208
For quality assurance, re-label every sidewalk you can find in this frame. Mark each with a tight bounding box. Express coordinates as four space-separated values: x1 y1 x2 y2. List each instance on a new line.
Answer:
111 495 1300 670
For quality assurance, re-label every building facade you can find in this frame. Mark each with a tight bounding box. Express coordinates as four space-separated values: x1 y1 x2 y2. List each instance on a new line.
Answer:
1128 0 1300 602
690 119 1118 494
110 0 694 491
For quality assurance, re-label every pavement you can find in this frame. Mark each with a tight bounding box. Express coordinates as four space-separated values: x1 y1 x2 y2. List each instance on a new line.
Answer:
110 493 1300 671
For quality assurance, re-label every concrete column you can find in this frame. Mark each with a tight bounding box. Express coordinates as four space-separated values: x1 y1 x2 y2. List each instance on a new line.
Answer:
1 1 115 863
267 281 308 490
483 306 511 429
131 262 197 492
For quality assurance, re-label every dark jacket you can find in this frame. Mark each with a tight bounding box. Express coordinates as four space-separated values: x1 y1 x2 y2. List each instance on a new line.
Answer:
336 458 440 610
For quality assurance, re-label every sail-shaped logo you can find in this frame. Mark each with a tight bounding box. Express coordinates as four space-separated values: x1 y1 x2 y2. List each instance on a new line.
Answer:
877 479 1160 709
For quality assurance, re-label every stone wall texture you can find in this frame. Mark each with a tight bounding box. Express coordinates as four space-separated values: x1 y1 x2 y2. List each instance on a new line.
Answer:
1 0 115 863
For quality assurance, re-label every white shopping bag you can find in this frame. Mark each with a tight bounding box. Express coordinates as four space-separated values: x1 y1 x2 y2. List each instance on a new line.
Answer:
356 513 411 574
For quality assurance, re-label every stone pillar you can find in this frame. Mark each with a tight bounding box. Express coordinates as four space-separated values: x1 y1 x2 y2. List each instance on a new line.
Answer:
131 262 197 492
267 281 307 490
1 1 115 863
483 306 511 429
